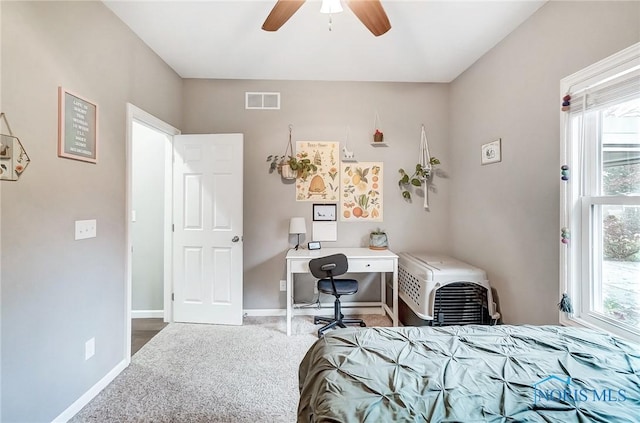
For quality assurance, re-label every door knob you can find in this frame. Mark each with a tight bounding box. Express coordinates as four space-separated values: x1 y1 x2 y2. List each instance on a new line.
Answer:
232 236 240 242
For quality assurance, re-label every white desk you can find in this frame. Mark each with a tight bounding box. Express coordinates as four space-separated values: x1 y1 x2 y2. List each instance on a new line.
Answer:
285 247 399 336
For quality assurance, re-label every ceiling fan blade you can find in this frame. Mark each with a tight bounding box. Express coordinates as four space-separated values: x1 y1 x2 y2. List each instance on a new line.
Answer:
346 0 391 37
262 0 306 32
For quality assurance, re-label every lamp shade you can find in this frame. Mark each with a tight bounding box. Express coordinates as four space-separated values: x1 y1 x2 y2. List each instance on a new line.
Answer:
320 0 343 14
289 217 307 235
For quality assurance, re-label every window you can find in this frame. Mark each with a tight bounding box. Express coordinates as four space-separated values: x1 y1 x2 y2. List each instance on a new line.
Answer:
560 43 640 342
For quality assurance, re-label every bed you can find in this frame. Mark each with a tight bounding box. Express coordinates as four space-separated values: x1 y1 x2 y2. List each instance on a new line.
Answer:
298 325 640 422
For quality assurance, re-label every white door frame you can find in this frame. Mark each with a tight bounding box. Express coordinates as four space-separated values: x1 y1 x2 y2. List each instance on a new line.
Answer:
125 103 180 358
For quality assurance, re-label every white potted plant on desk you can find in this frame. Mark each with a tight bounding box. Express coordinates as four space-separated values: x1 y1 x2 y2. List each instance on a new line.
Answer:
369 228 388 250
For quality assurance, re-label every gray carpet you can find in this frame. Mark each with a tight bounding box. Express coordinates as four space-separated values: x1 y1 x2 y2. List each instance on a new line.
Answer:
70 314 392 423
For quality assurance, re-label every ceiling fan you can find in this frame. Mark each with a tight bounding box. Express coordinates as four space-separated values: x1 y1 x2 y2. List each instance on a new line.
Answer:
262 0 391 37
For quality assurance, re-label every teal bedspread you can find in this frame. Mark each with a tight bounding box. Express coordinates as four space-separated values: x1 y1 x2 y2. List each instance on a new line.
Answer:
298 325 640 422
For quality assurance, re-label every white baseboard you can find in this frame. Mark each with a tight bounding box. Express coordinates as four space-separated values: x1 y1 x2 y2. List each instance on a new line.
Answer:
244 304 385 318
131 310 164 319
244 309 286 317
52 358 129 423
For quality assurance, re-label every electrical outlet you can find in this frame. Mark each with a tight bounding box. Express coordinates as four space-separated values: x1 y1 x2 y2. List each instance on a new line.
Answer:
85 337 95 360
75 219 97 240
279 280 286 291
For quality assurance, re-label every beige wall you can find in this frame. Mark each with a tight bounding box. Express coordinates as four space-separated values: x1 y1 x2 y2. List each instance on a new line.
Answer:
0 2 182 421
449 1 640 324
182 79 451 309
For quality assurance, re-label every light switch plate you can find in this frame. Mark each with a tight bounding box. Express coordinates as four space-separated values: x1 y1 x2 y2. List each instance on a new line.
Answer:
75 219 97 240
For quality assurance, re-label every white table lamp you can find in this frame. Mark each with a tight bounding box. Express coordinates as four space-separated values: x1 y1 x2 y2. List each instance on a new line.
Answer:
289 217 307 250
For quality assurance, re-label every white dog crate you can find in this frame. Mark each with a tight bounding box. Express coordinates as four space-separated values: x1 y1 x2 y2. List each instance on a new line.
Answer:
397 253 500 326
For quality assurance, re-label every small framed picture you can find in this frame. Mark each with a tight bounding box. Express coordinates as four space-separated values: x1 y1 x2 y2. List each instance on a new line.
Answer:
481 139 502 165
313 204 337 221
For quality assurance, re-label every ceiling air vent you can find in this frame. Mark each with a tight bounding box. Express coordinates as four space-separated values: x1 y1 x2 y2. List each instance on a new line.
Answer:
245 92 280 110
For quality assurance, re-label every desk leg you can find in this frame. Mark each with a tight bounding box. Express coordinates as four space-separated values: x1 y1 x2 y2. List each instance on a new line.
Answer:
392 258 399 326
286 261 292 336
380 272 386 314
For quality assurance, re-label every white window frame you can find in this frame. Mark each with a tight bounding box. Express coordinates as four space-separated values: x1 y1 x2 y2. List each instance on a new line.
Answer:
560 42 640 344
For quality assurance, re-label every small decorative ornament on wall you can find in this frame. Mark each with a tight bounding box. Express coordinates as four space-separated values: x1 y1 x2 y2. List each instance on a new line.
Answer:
0 113 30 181
481 138 502 165
58 87 98 164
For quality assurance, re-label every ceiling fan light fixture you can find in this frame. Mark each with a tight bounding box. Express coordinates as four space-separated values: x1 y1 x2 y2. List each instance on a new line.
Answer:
320 0 343 14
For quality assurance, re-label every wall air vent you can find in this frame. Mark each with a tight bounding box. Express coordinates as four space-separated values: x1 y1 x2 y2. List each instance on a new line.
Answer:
245 92 280 110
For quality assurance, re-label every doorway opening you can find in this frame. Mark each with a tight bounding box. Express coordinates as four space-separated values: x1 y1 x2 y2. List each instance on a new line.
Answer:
125 104 180 358
131 318 168 355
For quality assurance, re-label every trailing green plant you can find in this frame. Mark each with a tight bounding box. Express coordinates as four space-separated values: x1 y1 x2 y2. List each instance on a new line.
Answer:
267 153 318 180
266 154 284 173
398 157 440 200
287 153 317 180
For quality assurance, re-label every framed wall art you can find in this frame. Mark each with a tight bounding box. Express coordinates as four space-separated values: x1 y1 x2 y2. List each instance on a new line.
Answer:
340 162 383 222
295 141 339 202
58 87 98 163
313 204 337 221
481 138 501 165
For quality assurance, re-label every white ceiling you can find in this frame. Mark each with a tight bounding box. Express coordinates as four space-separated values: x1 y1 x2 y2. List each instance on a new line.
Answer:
103 0 546 83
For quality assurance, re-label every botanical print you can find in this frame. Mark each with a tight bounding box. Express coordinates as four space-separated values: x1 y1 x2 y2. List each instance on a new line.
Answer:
295 141 340 201
341 162 383 221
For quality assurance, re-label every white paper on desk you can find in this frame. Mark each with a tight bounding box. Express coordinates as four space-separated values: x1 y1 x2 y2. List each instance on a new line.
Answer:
312 221 337 242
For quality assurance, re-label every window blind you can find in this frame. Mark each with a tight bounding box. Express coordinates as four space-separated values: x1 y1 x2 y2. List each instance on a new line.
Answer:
568 66 640 113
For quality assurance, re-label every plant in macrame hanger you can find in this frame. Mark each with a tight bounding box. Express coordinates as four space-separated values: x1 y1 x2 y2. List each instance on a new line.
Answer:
266 126 290 175
266 124 299 180
398 125 440 205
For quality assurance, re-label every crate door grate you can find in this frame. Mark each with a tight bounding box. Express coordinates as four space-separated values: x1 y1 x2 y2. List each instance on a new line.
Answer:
433 282 490 326
399 266 421 306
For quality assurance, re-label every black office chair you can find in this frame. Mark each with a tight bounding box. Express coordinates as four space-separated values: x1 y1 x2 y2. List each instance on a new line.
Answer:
309 253 366 338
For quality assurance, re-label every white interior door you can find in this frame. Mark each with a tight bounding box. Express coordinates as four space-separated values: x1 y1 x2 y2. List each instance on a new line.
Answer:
173 133 243 325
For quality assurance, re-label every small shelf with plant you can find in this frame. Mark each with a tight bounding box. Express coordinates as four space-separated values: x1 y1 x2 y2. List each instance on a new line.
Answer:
398 157 440 200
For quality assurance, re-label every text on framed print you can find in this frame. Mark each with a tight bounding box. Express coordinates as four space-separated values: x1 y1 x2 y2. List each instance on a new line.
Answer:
58 87 98 163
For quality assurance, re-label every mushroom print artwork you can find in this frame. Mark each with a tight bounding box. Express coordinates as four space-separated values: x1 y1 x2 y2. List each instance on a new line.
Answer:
295 141 340 201
341 162 383 222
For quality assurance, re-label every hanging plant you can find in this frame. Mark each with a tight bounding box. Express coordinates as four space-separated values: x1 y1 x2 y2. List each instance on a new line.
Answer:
398 157 440 200
267 124 298 180
288 152 317 180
